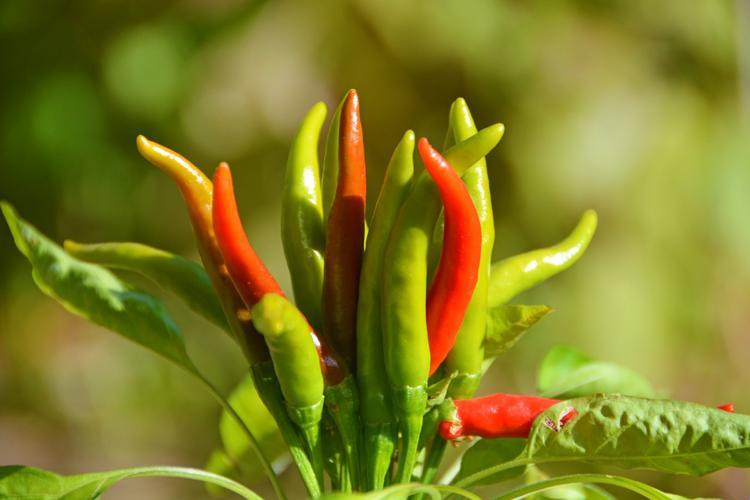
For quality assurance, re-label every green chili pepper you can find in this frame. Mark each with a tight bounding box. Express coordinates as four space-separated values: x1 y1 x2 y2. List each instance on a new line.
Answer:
282 102 327 332
250 293 326 487
356 130 415 490
63 241 228 332
443 98 496 400
382 123 504 484
487 209 598 308
136 136 269 365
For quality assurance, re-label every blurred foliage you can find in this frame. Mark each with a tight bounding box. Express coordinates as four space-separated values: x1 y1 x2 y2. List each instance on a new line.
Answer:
1 0 749 498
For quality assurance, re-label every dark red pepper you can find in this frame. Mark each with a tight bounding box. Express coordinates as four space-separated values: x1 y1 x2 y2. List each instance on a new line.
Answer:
322 89 367 369
419 138 482 376
439 393 560 440
212 162 346 385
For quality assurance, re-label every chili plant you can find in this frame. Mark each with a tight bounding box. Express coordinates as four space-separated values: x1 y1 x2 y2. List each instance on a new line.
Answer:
2 91 749 499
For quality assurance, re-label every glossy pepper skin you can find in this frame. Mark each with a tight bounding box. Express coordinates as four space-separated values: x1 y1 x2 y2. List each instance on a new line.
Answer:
212 162 347 386
135 136 269 365
439 393 560 440
422 138 482 376
322 89 367 369
382 125 505 484
488 210 598 308
282 102 327 332
443 99 496 399
356 130 415 490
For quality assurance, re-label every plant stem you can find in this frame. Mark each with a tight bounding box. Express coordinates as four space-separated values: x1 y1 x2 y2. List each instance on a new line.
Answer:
420 436 447 484
494 473 673 500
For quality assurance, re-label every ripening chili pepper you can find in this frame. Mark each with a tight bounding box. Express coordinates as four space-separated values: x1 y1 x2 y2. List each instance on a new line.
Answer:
421 138 482 375
251 293 326 484
135 136 269 366
719 404 735 412
356 130 415 490
488 210 598 308
321 95 344 225
438 393 560 440
322 89 367 369
442 99 497 400
212 162 347 385
382 124 505 484
282 102 327 332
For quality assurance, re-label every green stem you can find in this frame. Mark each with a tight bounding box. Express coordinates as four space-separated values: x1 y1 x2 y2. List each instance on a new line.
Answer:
325 376 362 490
420 436 447 484
196 372 286 500
251 364 322 498
362 422 395 490
91 465 264 500
494 473 673 500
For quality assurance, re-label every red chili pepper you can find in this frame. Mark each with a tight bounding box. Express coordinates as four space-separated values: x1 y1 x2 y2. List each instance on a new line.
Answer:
212 162 346 384
439 393 560 440
718 403 735 412
322 89 367 368
418 138 482 376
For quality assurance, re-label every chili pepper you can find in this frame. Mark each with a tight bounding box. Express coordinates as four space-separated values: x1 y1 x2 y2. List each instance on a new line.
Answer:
443 99 496 399
321 95 344 225
212 162 347 385
719 404 735 412
382 124 505 484
422 138 482 375
250 293 325 484
322 89 366 369
488 210 598 308
356 130 415 490
439 393 560 440
282 102 327 332
136 136 269 365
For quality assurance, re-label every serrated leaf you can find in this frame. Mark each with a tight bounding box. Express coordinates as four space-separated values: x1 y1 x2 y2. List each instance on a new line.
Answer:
207 376 288 488
537 346 654 398
2 203 196 373
0 465 260 500
64 240 229 332
525 395 750 476
453 438 527 486
485 304 552 357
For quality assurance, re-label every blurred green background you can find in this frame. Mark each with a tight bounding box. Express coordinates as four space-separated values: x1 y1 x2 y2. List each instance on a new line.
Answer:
1 0 749 498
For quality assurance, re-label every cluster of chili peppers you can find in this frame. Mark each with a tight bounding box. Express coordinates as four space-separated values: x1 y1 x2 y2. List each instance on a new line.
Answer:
135 90 599 496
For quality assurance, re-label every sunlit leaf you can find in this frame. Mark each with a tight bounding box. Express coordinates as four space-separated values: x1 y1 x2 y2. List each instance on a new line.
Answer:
485 304 552 358
453 438 526 486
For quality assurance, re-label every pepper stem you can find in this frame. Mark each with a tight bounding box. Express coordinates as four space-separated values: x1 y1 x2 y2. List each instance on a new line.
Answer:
362 422 396 490
325 376 362 490
393 386 428 484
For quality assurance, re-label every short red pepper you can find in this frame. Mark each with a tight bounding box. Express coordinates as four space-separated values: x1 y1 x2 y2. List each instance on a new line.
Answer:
419 138 482 376
439 393 561 440
212 162 346 385
322 89 367 369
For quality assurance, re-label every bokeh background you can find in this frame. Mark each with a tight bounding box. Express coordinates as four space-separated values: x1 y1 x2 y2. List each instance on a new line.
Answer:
1 0 750 498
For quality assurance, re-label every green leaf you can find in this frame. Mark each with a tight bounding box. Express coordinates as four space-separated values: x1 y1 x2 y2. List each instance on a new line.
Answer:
485 304 552 358
526 394 750 475
453 438 527 486
495 473 676 500
2 203 196 373
538 346 654 399
318 482 481 499
207 376 288 487
0 465 261 499
64 240 229 332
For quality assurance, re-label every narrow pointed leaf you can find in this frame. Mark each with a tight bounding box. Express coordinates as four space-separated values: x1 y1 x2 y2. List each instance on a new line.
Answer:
2 203 196 373
484 304 552 358
453 438 527 486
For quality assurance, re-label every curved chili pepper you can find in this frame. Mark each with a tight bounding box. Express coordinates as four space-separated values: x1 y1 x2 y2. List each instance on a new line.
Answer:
421 138 482 375
135 136 269 365
251 293 326 486
212 162 347 385
439 393 561 440
356 130 415 490
382 125 505 484
322 89 366 369
444 99 496 399
488 210 598 308
282 102 327 331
